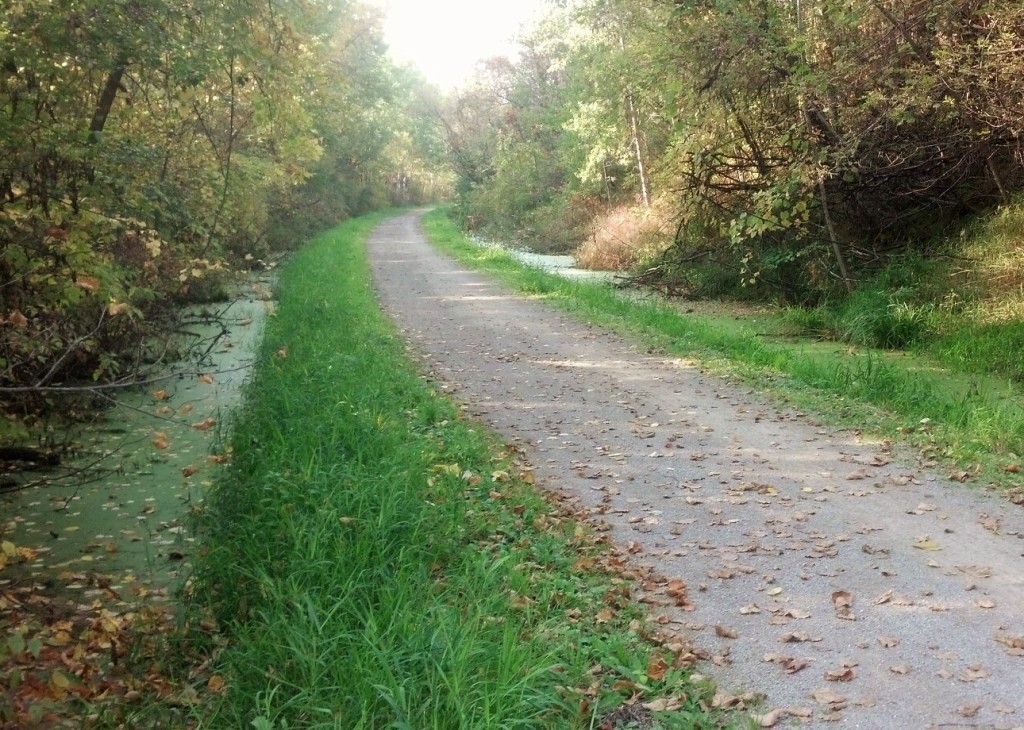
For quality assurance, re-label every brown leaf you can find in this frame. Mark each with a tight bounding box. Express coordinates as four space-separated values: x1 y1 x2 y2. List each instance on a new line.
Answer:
845 469 869 480
181 465 200 478
958 664 990 682
76 275 101 292
877 636 900 648
152 431 170 450
595 609 614 624
752 708 787 727
995 633 1024 652
831 590 855 620
780 631 822 643
975 598 996 609
647 654 669 682
642 697 684 712
780 608 811 619
8 309 28 328
108 301 130 316
152 389 169 401
978 514 1002 534
824 667 856 682
197 374 215 384
811 687 847 707
764 654 811 674
207 675 226 693
715 625 738 639
957 703 982 718
276 346 288 359
889 665 910 675
191 418 217 431
740 604 761 615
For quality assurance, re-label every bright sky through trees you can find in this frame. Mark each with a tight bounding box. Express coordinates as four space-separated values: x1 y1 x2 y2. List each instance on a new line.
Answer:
368 0 548 88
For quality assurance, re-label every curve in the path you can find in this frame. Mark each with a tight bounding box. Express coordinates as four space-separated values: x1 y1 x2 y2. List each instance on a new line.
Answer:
368 211 1024 730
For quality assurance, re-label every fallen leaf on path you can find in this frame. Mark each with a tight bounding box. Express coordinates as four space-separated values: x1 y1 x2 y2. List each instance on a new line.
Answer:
877 636 900 648
975 598 996 609
912 536 942 551
715 625 738 639
152 389 169 401
197 373 215 384
825 666 856 682
752 708 789 727
958 664 990 682
845 470 869 480
712 691 762 709
811 687 847 707
780 631 822 643
832 590 855 620
152 432 170 449
778 606 811 618
740 604 761 615
191 418 217 431
978 514 1002 534
889 665 910 674
958 704 982 718
956 564 993 578
763 653 812 674
995 634 1024 656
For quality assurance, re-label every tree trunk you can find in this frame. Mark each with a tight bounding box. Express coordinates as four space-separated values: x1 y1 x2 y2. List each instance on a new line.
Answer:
89 66 125 141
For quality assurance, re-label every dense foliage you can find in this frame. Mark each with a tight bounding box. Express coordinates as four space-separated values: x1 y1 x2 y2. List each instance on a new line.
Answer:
0 0 442 423
444 0 1024 300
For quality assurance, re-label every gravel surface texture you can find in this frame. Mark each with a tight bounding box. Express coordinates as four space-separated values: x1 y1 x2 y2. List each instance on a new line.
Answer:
368 211 1024 729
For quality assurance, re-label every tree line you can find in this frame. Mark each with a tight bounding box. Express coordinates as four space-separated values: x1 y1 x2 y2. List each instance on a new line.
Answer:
0 0 444 428
440 0 1024 302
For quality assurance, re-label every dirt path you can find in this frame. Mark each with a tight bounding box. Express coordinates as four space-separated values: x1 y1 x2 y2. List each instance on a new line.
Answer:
368 211 1024 729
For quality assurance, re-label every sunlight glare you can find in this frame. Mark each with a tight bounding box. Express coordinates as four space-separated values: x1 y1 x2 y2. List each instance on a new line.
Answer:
366 0 548 89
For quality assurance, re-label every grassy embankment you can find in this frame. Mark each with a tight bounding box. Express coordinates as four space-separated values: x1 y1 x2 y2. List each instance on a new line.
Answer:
421 209 1024 495
176 213 736 729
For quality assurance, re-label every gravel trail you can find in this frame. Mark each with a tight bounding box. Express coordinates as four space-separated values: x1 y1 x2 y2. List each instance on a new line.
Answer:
368 211 1024 729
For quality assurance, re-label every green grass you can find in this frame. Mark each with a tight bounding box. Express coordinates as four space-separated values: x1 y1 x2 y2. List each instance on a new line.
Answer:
169 212 736 729
421 209 1024 489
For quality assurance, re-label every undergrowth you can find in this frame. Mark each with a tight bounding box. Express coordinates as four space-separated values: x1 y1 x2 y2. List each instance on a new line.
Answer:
177 213 735 729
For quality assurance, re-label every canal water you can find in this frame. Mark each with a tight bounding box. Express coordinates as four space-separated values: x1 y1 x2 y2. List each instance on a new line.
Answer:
0 275 275 606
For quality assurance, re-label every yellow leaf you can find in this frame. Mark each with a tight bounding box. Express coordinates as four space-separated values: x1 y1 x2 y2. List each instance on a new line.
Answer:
1 541 15 558
108 301 130 316
51 670 71 690
912 536 942 551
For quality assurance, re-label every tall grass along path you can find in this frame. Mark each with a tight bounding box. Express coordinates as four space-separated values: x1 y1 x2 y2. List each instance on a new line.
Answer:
368 210 1024 729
